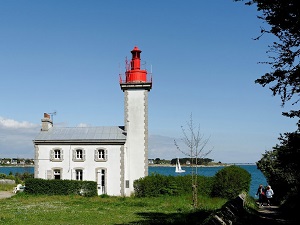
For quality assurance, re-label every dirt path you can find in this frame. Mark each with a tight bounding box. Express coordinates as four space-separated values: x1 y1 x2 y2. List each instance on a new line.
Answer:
0 191 15 199
257 205 297 225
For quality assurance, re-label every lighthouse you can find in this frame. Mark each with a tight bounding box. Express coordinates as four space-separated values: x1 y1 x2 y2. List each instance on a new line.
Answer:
120 46 152 195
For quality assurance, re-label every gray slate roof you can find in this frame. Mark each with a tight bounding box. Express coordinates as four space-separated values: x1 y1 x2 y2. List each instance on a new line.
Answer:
34 126 126 144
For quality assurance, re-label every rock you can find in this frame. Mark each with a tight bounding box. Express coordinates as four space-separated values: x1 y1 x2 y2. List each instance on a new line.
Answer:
0 179 15 185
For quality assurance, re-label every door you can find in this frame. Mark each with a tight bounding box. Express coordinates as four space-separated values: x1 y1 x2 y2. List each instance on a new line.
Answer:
97 169 106 195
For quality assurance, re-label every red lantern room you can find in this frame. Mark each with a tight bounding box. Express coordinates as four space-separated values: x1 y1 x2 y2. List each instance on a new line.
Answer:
120 46 152 90
126 46 147 82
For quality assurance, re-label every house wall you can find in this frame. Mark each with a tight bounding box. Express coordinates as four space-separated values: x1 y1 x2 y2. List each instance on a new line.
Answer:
34 144 123 196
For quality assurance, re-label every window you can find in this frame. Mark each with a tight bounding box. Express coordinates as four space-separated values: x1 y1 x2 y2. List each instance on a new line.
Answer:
54 150 61 159
75 169 83 181
73 149 85 162
94 149 108 162
98 149 105 159
53 169 61 180
76 149 83 159
50 149 63 161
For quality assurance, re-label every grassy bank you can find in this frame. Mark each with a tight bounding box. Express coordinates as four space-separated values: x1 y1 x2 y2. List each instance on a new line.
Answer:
0 193 227 225
0 184 15 192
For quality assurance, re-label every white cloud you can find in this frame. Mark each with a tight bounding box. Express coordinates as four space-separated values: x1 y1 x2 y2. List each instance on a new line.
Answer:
148 135 186 160
0 116 263 163
0 116 38 129
0 116 40 158
77 123 90 127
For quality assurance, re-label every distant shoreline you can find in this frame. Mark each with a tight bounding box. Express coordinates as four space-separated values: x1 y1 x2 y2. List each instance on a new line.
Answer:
0 165 34 168
149 163 255 167
149 163 228 168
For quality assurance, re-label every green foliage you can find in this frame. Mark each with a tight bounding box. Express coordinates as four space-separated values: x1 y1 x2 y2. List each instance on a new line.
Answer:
134 173 177 197
211 166 251 199
236 0 300 127
257 131 300 211
170 158 213 165
24 178 97 197
0 173 15 181
0 172 33 184
0 183 15 191
237 0 300 213
134 173 214 197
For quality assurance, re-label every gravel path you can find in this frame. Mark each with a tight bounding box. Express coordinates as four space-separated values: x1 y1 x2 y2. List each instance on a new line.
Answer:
257 205 297 225
0 191 15 199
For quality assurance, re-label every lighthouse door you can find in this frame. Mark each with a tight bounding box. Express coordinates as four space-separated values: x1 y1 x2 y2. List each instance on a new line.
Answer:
96 169 106 195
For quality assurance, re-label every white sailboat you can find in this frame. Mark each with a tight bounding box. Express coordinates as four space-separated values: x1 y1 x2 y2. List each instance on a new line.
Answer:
175 158 185 173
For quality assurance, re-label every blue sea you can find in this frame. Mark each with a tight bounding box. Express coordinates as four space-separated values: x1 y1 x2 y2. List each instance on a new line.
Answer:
0 165 266 197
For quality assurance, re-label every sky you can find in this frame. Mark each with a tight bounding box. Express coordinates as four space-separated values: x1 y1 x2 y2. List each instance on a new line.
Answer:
0 0 298 163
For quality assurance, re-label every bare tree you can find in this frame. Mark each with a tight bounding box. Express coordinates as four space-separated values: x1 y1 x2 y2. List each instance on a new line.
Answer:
174 114 213 209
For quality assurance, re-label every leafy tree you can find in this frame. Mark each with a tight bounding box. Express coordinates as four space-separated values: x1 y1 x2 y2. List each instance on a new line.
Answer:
236 1 300 213
154 158 161 164
170 157 213 165
212 165 251 199
257 131 300 210
236 0 300 128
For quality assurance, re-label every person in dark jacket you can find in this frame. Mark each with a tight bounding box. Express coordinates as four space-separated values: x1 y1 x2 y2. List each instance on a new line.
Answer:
256 184 265 206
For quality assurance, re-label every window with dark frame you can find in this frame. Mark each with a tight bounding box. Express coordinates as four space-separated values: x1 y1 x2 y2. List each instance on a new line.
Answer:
98 149 105 159
76 149 83 159
53 169 61 180
54 149 61 159
75 169 83 181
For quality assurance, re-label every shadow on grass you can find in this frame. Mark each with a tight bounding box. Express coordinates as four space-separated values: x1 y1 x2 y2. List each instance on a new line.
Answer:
116 206 298 225
116 209 212 225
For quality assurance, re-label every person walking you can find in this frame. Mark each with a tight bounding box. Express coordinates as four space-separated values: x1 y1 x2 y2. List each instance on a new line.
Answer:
256 184 265 206
265 185 274 206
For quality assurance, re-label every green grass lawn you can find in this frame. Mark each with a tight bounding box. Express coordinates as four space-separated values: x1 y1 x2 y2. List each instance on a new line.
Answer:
0 193 227 225
0 183 15 191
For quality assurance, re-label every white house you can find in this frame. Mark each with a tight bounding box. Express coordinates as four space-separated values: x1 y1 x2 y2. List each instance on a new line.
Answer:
33 46 152 196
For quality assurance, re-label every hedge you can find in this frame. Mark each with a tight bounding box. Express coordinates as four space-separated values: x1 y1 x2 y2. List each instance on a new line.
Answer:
134 173 214 197
24 178 97 197
134 166 251 199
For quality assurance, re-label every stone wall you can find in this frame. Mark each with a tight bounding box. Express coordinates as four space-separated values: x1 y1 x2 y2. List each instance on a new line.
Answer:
0 179 15 185
203 194 246 225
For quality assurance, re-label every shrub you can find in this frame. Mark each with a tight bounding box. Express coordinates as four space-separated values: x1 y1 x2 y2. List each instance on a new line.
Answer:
24 178 97 197
134 173 214 197
211 165 251 199
134 173 175 197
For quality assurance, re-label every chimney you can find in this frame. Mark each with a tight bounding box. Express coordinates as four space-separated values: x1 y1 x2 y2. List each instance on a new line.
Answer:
41 113 53 131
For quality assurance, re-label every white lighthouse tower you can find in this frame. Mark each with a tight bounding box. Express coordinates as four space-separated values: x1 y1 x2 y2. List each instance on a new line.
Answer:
120 46 152 195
